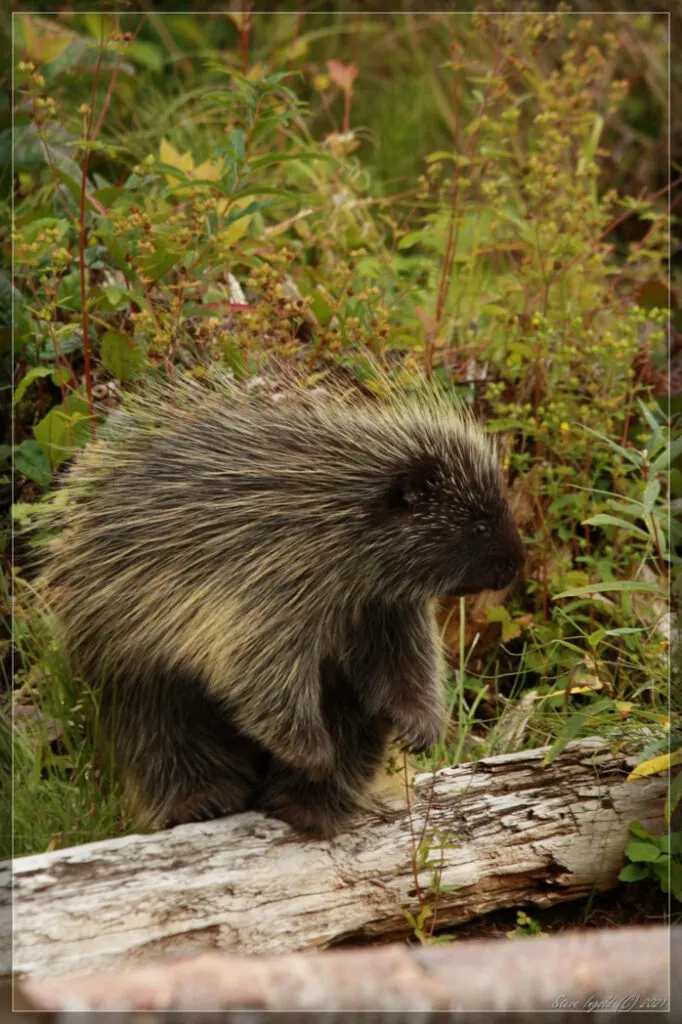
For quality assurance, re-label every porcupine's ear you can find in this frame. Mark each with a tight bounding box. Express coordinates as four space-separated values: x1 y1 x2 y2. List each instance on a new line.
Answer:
385 454 440 512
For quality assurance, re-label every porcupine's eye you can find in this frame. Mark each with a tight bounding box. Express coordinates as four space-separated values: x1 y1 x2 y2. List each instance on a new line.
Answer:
472 521 491 538
385 455 441 513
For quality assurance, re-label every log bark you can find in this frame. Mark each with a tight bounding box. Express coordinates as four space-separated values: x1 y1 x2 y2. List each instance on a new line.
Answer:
6 739 668 982
17 925 677 1016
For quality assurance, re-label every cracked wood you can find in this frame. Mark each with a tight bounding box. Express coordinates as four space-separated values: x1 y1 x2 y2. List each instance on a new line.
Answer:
6 738 667 980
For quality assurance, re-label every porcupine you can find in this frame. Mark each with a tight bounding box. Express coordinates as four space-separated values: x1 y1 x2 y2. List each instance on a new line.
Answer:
38 373 525 838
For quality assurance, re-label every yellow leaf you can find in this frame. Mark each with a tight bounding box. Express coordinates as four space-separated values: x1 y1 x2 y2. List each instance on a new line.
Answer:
218 215 252 247
193 158 223 182
281 39 308 63
19 15 73 64
246 62 266 83
627 749 682 781
530 679 604 701
226 11 250 30
159 139 195 183
214 194 254 219
614 700 634 719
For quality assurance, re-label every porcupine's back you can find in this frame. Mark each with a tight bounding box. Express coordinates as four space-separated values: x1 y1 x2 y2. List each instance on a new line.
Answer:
41 373 518 695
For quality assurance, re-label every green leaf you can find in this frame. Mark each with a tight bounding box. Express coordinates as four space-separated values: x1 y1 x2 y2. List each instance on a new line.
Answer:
33 394 92 469
0 271 18 330
251 150 338 172
16 216 69 245
53 162 84 205
153 161 191 182
14 440 52 486
540 700 614 765
671 860 682 903
140 247 182 280
218 337 245 379
12 125 48 173
628 821 655 840
582 514 650 540
84 245 108 269
233 185 297 201
14 366 54 406
651 435 682 474
180 303 225 318
38 331 83 362
56 272 81 312
604 499 646 518
127 40 165 72
555 581 666 599
618 863 651 883
263 70 297 88
100 331 144 382
542 699 614 764
580 425 642 466
226 129 245 160
96 225 137 277
398 231 428 251
637 397 663 434
102 285 130 311
42 37 92 85
227 199 275 223
587 628 606 649
604 627 645 636
666 771 682 819
308 292 333 325
651 859 670 893
92 186 124 207
624 839 663 863
642 479 661 513
659 832 682 856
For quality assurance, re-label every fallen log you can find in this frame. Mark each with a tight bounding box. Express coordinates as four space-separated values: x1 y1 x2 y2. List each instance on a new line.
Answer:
7 738 667 981
17 925 677 1015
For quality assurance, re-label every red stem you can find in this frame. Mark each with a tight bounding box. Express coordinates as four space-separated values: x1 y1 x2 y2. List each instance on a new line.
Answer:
342 87 352 134
77 30 108 421
241 3 251 76
293 5 304 44
402 752 426 914
92 17 147 144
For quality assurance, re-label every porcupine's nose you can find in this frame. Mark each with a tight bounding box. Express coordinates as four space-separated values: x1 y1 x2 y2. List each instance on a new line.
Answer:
494 512 525 589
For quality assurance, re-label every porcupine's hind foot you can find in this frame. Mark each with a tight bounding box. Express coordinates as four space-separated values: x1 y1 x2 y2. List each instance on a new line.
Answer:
103 665 269 830
254 770 359 839
255 745 401 839
254 657 393 839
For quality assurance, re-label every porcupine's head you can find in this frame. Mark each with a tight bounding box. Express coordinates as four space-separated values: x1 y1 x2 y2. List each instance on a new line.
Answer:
364 397 526 601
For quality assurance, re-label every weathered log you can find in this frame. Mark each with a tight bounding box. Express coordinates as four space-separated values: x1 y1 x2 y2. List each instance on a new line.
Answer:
18 925 677 1016
7 739 667 981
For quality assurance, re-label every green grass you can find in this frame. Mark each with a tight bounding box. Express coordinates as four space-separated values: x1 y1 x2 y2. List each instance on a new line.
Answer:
7 591 129 859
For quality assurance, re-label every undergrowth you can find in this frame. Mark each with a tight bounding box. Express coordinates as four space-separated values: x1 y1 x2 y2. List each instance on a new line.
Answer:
4 10 678 864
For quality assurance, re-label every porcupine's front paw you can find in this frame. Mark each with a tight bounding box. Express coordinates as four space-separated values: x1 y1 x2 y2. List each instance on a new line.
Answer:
391 702 444 755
